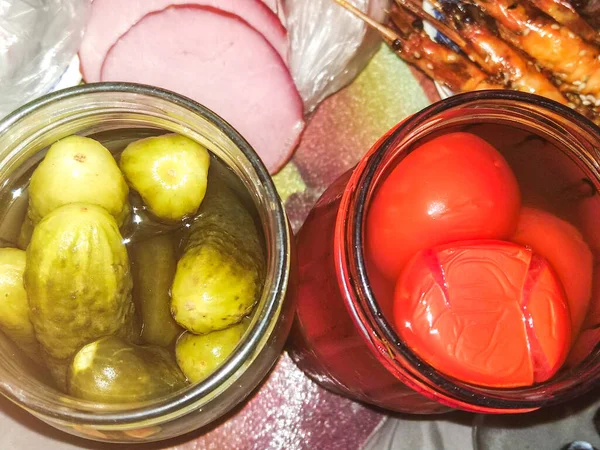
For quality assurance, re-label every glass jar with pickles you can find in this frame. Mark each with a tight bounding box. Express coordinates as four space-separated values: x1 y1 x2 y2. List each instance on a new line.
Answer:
0 83 295 442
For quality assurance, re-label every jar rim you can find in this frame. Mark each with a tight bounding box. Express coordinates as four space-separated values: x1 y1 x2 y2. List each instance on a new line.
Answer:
0 82 291 426
336 90 600 411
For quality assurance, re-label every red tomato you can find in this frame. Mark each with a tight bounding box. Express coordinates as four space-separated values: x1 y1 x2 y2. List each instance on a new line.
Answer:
393 240 571 388
512 207 593 339
367 132 521 282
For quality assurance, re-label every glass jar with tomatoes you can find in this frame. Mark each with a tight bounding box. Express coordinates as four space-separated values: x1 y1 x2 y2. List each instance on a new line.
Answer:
289 90 600 414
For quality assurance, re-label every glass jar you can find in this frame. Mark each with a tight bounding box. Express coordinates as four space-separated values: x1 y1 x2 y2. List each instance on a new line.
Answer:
289 90 600 414
0 83 296 442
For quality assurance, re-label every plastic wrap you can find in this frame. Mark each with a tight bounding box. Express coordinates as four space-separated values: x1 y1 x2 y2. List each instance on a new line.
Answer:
0 0 90 119
262 0 287 25
284 0 389 113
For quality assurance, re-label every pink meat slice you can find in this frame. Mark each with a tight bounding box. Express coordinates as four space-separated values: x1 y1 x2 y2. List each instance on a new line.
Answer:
262 0 278 10
101 6 304 173
80 0 288 82
261 0 287 26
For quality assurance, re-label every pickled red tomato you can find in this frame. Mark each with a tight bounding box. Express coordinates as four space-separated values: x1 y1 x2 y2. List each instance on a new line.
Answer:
512 207 593 339
394 241 571 388
367 132 521 282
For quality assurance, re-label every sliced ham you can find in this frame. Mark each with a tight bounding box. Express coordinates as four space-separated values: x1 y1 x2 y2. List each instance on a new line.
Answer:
101 6 304 173
80 0 288 82
262 0 278 11
262 0 287 27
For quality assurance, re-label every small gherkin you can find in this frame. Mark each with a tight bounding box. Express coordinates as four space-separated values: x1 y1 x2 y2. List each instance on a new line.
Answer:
130 234 182 347
119 133 210 222
176 320 249 383
68 336 187 403
24 203 135 387
0 248 39 360
28 135 129 226
171 181 265 335
17 216 33 250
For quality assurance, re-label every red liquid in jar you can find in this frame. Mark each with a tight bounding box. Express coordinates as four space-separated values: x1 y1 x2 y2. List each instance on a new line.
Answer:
291 122 600 413
291 171 448 413
369 131 592 388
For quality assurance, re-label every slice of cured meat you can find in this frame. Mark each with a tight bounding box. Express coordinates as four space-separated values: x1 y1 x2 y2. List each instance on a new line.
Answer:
80 0 288 82
261 0 286 24
101 6 304 174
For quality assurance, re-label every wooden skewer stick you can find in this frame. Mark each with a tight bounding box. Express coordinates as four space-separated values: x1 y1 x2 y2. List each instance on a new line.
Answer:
395 0 467 49
332 0 401 43
394 0 489 70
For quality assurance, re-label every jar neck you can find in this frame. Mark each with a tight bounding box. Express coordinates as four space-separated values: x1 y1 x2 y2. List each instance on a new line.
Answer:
334 90 600 412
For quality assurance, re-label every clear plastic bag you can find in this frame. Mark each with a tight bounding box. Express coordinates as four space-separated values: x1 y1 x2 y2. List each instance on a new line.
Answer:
284 0 389 113
0 0 90 119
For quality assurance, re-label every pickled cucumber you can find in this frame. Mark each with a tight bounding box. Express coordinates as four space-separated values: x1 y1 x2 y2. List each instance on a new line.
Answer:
175 320 248 383
119 134 210 222
24 203 135 385
171 183 265 334
131 234 182 347
17 216 33 250
68 336 187 403
28 135 129 225
115 200 132 230
0 248 38 360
